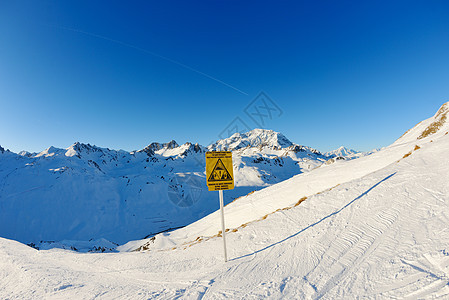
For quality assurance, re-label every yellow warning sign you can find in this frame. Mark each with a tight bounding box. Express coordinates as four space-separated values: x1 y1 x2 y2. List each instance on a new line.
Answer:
205 151 234 191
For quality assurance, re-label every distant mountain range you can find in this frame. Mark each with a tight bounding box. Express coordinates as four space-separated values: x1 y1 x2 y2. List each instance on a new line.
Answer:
0 129 373 245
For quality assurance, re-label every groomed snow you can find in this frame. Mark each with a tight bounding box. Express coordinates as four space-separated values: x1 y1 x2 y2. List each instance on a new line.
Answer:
123 101 449 252
0 102 448 298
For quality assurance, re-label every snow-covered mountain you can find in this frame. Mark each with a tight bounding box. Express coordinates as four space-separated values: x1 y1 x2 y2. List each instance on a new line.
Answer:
126 102 449 253
113 101 449 297
210 129 293 151
324 146 360 158
324 146 381 160
0 129 330 245
1 102 448 299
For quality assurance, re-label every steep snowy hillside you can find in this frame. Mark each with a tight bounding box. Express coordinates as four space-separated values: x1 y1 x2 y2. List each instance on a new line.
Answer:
394 102 448 144
124 102 449 252
0 129 327 246
0 102 448 299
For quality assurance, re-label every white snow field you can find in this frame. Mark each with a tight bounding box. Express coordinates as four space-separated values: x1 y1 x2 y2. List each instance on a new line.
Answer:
0 102 448 299
0 129 330 246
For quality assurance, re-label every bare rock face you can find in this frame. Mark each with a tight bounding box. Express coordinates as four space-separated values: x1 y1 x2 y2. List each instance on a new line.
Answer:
180 142 204 156
324 156 345 165
138 145 156 157
144 140 179 152
165 140 179 149
418 102 448 139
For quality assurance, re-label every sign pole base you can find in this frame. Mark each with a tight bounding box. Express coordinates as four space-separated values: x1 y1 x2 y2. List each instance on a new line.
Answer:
219 190 228 262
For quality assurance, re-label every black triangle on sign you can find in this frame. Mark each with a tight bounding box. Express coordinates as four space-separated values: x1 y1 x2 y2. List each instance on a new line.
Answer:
208 158 233 182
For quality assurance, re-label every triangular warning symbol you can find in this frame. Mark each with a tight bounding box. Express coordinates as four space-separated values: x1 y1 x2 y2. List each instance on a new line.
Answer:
208 158 233 182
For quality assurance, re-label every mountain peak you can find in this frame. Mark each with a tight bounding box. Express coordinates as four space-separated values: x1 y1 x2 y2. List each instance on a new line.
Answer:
181 142 204 155
324 146 360 159
65 142 106 157
35 146 66 158
18 151 33 157
144 140 179 152
165 140 179 149
212 129 293 151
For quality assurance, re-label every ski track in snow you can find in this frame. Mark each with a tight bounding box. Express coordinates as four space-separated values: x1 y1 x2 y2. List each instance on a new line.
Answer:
1 152 448 299
1 103 449 298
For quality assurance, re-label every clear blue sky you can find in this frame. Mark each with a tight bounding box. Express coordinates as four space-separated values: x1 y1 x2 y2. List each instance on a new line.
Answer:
1 1 448 153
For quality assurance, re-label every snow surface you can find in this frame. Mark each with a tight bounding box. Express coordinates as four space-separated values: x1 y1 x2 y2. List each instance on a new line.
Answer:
122 102 449 253
0 129 330 245
0 102 448 298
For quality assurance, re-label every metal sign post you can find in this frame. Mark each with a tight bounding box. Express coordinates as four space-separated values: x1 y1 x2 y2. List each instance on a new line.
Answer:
219 189 228 262
205 151 234 262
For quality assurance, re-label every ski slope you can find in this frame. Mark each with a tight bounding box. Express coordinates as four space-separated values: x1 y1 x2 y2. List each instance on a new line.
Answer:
123 102 449 251
0 102 448 298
